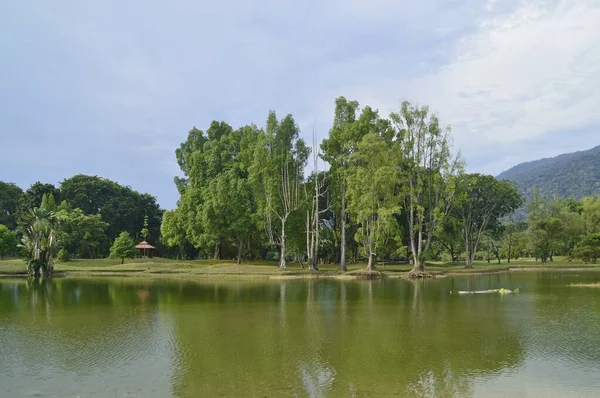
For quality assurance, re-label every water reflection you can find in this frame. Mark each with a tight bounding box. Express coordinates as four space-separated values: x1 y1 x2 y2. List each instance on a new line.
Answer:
1 273 600 397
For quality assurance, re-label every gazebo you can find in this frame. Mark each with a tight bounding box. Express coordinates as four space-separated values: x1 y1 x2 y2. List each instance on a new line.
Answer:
136 241 155 258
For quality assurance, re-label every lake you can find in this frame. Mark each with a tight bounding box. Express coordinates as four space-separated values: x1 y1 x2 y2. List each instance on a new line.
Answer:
1 272 600 397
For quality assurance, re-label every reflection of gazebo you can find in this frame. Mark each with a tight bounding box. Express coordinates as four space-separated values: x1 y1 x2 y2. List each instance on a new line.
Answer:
136 241 155 258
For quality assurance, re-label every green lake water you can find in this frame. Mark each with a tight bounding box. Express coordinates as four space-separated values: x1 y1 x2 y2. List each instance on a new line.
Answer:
1 272 600 397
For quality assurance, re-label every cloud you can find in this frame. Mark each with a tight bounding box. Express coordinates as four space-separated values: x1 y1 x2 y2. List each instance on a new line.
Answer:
1 0 599 208
337 0 600 173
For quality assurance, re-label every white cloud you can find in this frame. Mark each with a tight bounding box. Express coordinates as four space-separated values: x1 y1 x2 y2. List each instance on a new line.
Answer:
3 0 600 207
334 0 600 173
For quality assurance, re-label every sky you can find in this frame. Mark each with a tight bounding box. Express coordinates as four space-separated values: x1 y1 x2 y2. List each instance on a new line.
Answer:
2 0 599 209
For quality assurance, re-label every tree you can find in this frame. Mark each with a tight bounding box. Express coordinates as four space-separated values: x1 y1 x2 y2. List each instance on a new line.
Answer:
453 174 523 268
20 182 60 214
500 219 528 263
573 233 600 264
40 192 57 211
435 215 463 263
0 224 17 259
19 207 58 278
55 207 108 259
109 231 136 264
390 101 460 276
0 181 23 230
253 112 309 270
346 132 400 270
160 210 190 259
306 124 331 271
60 175 163 250
321 97 361 271
581 196 600 234
526 190 565 263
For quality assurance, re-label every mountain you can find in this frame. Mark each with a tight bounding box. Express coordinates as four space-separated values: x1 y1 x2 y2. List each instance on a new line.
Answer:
496 145 600 200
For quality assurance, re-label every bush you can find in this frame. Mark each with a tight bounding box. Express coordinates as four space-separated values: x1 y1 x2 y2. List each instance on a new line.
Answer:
56 248 71 262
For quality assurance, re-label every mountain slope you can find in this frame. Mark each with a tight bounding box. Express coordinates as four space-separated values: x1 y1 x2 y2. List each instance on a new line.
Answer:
496 145 600 199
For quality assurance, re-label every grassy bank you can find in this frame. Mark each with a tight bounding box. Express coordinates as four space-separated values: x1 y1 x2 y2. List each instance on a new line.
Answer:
1 256 599 279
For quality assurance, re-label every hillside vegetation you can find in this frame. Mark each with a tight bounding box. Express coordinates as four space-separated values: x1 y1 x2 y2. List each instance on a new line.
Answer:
497 145 600 199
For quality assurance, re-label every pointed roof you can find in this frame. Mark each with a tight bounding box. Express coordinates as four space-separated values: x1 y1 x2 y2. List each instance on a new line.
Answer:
136 241 155 249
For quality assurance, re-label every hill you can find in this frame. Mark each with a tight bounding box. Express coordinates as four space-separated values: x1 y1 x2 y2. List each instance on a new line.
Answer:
496 145 600 200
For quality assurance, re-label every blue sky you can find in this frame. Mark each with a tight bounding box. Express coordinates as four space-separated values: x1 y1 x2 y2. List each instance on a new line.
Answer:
2 0 599 209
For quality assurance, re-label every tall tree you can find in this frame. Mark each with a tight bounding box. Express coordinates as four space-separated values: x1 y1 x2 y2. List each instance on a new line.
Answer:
390 101 460 276
0 181 23 230
253 111 309 270
453 174 523 268
526 190 565 263
346 132 400 270
321 97 360 271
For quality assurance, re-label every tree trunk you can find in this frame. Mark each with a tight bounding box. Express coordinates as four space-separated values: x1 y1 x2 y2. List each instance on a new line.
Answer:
237 239 243 265
367 253 375 271
306 210 311 264
121 257 124 264
465 255 474 268
279 221 287 271
409 257 425 275
340 191 347 271
213 242 221 260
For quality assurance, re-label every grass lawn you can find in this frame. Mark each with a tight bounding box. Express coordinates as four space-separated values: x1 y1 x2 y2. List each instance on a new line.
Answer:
1 256 598 279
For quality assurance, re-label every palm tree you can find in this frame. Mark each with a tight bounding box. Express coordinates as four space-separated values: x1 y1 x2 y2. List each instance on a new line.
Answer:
20 207 57 278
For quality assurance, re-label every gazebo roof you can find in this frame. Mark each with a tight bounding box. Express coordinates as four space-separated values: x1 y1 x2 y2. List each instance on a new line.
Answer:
136 241 155 249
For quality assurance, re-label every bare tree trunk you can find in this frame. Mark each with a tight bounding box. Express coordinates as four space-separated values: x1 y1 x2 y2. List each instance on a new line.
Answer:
340 189 347 271
279 221 287 271
306 209 311 264
237 239 243 265
367 253 374 271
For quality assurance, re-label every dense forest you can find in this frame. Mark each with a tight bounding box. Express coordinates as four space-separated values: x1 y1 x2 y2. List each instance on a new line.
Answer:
497 144 600 200
2 97 600 278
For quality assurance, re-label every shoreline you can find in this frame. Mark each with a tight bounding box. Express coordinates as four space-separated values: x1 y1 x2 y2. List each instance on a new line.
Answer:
2 265 600 281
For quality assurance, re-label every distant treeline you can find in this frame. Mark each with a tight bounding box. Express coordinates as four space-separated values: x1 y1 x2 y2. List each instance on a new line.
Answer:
0 175 163 259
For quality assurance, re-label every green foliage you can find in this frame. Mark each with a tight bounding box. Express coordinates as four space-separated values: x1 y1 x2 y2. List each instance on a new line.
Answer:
0 181 23 230
109 231 136 264
452 174 523 267
20 182 61 214
573 233 600 263
60 174 163 249
346 130 400 270
19 207 58 278
390 101 461 274
55 207 108 258
0 224 17 259
526 190 568 263
40 192 57 211
497 145 600 201
56 248 71 262
141 215 150 241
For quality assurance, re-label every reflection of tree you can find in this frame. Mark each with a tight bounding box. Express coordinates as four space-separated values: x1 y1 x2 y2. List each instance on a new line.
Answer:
168 278 525 397
0 276 529 396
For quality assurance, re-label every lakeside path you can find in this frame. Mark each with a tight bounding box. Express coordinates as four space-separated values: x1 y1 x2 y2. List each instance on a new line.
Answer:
2 257 600 280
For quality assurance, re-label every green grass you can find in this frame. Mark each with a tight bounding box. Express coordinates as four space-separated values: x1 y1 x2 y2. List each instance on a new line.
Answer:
1 256 598 279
